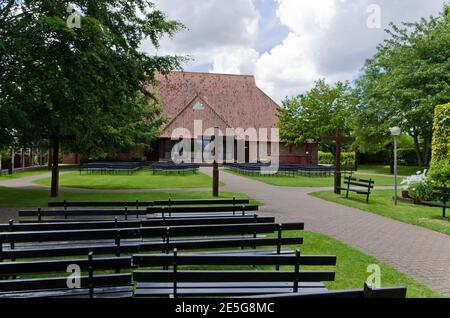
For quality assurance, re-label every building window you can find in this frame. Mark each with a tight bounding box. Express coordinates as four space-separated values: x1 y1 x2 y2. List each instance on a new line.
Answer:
193 101 205 110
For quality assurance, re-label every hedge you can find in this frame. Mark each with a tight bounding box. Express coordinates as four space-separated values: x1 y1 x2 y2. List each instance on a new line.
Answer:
358 148 418 166
431 103 450 165
319 152 355 166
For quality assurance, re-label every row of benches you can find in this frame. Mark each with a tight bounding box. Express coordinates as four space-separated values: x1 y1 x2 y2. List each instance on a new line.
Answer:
225 163 355 177
0 199 407 298
79 162 144 175
151 162 200 175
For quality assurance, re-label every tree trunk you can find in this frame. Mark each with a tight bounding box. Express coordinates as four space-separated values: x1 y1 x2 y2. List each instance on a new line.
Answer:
412 133 423 167
8 148 14 175
50 137 60 198
422 139 430 167
48 146 52 170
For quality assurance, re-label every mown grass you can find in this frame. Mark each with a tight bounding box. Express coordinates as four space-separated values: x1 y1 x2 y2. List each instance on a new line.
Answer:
33 169 221 190
311 190 450 236
0 187 258 208
225 169 399 187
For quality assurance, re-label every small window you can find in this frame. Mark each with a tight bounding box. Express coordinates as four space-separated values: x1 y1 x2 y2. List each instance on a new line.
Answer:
193 101 205 110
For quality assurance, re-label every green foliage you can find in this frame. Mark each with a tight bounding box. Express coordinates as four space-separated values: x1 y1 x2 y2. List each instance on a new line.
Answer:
0 1 183 156
278 79 355 153
319 152 355 166
353 6 450 166
431 103 450 165
429 160 450 185
398 149 420 166
408 178 436 202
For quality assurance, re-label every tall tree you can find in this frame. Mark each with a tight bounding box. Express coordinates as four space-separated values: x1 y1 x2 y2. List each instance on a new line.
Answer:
278 79 354 153
0 1 183 196
354 5 450 166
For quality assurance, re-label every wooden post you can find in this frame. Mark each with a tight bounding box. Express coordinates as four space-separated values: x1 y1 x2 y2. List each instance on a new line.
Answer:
51 136 60 198
322 129 355 194
8 148 14 175
212 127 219 197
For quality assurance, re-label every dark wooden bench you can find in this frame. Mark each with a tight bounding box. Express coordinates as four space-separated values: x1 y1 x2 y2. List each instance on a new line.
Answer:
338 174 375 203
422 185 449 218
3 215 275 232
244 283 407 299
20 204 259 222
0 223 304 261
0 252 133 298
47 198 250 209
132 249 336 298
146 205 259 218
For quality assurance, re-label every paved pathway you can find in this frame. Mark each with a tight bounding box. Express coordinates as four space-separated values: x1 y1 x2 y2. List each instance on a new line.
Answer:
199 168 450 295
1 168 450 294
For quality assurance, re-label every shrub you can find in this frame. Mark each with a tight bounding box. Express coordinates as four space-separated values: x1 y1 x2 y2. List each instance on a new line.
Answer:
319 152 355 166
402 170 436 201
431 103 450 165
429 160 450 186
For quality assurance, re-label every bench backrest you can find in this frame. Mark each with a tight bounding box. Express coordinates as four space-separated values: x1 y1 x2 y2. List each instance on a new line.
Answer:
133 249 336 297
344 176 374 188
1 216 275 232
47 198 250 208
0 222 303 243
146 205 259 216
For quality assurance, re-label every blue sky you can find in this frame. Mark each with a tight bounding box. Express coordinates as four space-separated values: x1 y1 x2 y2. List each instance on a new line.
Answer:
143 0 447 103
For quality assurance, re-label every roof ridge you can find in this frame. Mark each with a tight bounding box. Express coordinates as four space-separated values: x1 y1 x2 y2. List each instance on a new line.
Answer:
171 71 255 78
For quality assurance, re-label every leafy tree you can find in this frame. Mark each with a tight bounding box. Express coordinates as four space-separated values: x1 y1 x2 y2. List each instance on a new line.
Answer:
354 5 450 167
0 1 183 196
278 79 355 153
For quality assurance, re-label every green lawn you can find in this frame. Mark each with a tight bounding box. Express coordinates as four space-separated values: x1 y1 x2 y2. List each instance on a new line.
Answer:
0 166 76 181
225 169 399 187
0 187 257 208
357 165 424 176
311 190 450 236
281 231 442 298
33 169 220 190
0 167 50 181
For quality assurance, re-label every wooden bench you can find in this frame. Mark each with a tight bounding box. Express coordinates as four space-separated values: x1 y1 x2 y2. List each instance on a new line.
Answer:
245 283 407 299
0 223 304 261
132 249 336 298
3 215 276 232
422 185 449 218
0 252 133 298
146 205 259 218
47 198 250 209
338 174 375 203
20 204 259 222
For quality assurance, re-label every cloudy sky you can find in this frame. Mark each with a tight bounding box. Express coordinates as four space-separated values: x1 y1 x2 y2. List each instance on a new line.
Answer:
142 0 447 103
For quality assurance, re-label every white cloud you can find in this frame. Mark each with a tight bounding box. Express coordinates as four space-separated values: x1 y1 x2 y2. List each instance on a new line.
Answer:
253 0 445 103
211 48 260 75
142 0 260 69
143 0 446 103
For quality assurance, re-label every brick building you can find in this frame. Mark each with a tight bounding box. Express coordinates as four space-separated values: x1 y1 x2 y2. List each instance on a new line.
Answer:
63 71 318 164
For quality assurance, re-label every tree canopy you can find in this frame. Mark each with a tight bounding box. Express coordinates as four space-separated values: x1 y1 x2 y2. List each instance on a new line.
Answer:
278 79 354 153
0 0 184 195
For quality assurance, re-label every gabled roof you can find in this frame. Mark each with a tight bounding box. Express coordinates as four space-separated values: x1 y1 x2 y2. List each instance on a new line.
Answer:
149 72 280 138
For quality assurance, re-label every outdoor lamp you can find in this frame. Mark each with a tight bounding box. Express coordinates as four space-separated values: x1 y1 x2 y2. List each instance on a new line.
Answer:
389 127 402 205
389 127 402 137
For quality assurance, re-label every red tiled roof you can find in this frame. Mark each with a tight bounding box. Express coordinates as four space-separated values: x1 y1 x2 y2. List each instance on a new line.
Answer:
149 72 279 138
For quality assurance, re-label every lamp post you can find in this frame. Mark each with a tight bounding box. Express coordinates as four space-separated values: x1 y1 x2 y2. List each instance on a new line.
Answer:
389 127 402 205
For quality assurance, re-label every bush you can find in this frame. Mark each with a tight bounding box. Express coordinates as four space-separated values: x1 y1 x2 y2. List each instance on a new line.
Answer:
431 103 450 165
429 160 450 186
358 148 418 166
402 170 436 201
319 152 355 166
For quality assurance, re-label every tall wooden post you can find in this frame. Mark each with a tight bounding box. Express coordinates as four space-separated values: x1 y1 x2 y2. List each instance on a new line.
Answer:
51 137 60 198
212 127 219 197
8 148 14 175
322 128 355 194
